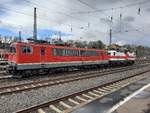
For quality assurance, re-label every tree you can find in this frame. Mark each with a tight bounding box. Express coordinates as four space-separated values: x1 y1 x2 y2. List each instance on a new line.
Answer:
87 40 105 49
74 41 85 48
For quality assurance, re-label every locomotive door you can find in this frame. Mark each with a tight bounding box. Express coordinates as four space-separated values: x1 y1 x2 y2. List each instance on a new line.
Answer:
40 47 45 64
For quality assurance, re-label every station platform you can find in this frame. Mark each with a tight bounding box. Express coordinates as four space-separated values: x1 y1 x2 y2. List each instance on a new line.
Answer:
114 85 150 113
69 77 150 113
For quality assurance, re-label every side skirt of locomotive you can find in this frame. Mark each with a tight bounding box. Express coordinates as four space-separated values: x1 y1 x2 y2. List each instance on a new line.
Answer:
7 60 109 78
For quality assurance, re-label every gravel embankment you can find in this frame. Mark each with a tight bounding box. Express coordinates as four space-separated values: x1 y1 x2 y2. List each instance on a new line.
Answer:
0 65 150 113
0 65 145 87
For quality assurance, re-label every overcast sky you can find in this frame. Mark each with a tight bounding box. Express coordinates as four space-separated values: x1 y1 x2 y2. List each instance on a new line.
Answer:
0 0 150 46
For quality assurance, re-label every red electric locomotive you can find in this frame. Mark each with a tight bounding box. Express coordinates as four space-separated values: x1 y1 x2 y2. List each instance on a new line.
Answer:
7 40 109 77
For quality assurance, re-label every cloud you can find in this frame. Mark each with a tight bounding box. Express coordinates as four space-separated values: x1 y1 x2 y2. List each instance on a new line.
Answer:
123 16 135 22
75 0 122 9
0 0 149 46
11 0 29 5
146 8 150 12
0 4 10 17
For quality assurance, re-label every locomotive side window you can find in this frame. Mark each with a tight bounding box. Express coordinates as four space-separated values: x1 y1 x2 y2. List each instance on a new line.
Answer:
73 50 79 56
65 49 79 56
52 48 79 56
52 48 64 56
52 48 56 56
21 46 32 54
52 48 99 56
80 50 98 56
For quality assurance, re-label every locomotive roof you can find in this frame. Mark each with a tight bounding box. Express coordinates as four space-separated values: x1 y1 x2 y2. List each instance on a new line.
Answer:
11 42 106 51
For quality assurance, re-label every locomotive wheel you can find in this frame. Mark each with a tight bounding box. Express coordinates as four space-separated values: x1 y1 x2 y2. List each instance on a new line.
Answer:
12 71 24 78
32 70 38 75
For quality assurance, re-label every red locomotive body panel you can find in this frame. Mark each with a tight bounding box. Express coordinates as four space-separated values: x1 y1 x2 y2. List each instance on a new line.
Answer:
14 43 108 63
8 42 109 72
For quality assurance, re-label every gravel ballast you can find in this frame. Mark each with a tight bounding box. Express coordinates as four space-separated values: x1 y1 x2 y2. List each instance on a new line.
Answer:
0 65 150 113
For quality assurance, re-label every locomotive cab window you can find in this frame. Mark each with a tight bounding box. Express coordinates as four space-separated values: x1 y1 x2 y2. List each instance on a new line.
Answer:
21 46 32 54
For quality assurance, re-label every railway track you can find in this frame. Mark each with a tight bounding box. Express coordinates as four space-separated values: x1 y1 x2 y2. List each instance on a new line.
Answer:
14 68 150 113
0 75 12 80
0 65 7 71
0 60 8 65
0 64 149 95
0 60 8 71
0 70 6 74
